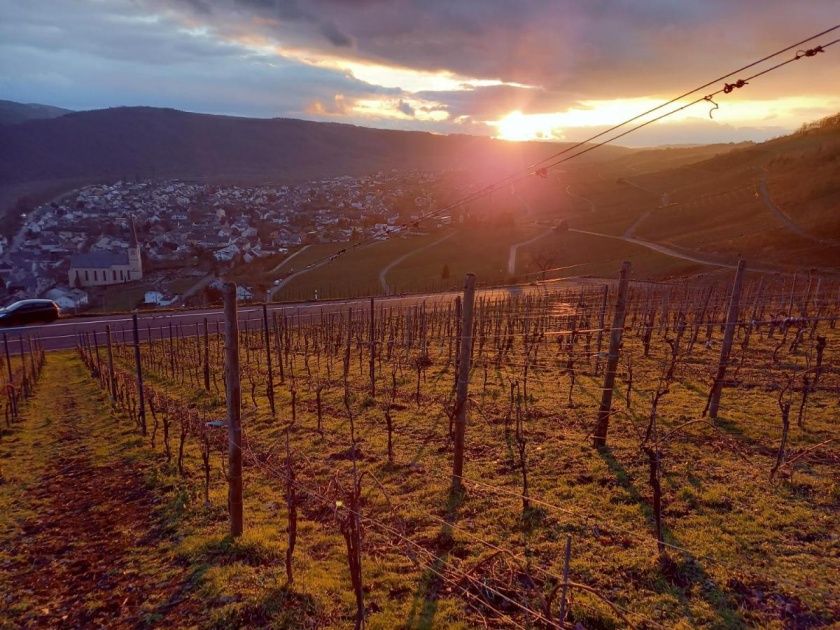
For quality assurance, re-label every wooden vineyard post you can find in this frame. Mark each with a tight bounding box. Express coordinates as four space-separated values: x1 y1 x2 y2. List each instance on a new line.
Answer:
452 273 476 494
594 284 608 375
93 330 103 380
203 317 211 392
4 333 12 384
593 261 631 448
29 338 39 376
224 283 244 537
802 269 815 318
105 324 117 403
369 296 376 398
558 534 572 625
453 295 462 387
18 336 29 399
706 259 746 420
262 304 276 416
787 272 797 318
132 313 147 435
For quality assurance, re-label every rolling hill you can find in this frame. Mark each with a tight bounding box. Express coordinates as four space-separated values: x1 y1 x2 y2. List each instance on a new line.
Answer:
0 105 632 190
0 100 73 126
548 113 840 271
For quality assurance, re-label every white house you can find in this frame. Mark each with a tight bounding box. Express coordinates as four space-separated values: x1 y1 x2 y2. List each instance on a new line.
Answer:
144 291 178 306
44 287 89 310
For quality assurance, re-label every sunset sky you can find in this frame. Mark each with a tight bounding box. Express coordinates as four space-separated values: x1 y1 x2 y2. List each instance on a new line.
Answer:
1 1 838 145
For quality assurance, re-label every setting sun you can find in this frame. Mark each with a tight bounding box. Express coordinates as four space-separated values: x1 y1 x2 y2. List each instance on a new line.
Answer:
493 110 562 141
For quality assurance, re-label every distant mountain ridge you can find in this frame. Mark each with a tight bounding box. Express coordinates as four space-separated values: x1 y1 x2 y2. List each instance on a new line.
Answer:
0 105 633 190
0 100 73 126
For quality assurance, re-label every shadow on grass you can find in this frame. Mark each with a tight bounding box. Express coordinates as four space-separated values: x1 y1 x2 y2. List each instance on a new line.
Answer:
713 415 750 440
207 584 318 629
405 487 463 629
189 534 281 567
138 563 210 629
596 446 744 628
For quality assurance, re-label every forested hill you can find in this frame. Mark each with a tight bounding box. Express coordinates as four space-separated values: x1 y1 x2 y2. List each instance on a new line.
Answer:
0 105 633 187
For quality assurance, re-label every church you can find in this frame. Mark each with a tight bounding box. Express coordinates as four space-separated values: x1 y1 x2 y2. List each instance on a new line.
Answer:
68 221 143 288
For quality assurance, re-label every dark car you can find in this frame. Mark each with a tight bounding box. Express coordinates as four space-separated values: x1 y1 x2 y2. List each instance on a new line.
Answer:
0 299 60 327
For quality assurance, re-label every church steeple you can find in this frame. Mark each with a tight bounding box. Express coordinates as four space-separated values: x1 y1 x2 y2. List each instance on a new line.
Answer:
129 216 139 247
127 216 142 280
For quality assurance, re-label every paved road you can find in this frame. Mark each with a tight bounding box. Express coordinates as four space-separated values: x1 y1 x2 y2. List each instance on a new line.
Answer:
622 210 652 239
267 245 317 299
570 228 739 269
621 178 659 196
269 244 312 275
378 231 457 294
0 284 554 354
758 174 840 247
507 229 554 275
564 185 595 213
565 177 765 272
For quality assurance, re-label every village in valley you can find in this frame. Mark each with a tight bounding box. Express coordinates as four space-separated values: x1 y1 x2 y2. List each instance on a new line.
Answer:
0 171 449 311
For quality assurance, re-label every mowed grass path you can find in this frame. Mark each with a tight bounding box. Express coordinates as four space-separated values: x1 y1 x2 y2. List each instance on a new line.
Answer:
0 355 204 628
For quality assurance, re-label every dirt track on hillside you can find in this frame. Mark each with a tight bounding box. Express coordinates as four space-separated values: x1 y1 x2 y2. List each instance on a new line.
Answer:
0 367 198 629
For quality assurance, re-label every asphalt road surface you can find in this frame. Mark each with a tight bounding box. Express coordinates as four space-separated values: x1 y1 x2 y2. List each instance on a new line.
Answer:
0 284 562 354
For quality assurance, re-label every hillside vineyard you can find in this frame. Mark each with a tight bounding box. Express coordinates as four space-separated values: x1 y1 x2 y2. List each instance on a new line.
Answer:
13 267 829 628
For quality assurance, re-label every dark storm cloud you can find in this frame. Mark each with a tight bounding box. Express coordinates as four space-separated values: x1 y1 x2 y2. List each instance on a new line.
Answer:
151 0 839 113
172 0 837 94
173 0 355 47
1 0 837 142
319 22 353 47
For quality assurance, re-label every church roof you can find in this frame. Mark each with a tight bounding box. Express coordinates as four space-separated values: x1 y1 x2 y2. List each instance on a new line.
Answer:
70 251 129 269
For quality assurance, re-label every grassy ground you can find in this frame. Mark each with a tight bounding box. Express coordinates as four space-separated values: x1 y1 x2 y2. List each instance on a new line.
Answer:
0 355 205 627
384 224 539 290
514 230 710 280
270 224 547 301
267 222 713 303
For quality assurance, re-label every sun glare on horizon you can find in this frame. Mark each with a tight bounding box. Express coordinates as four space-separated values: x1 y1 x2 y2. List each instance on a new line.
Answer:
491 96 840 143
494 111 562 141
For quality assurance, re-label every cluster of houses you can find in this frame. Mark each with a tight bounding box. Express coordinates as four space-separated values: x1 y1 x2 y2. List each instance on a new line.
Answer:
0 170 447 309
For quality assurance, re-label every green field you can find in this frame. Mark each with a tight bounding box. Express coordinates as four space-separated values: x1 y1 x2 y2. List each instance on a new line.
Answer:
267 223 718 303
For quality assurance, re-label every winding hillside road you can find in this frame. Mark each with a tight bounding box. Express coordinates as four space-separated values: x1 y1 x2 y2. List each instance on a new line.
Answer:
566 176 783 272
557 182 725 269
378 231 457 294
564 185 596 213
268 258 332 299
507 229 554 275
267 245 323 299
269 244 312 274
623 210 652 239
758 175 840 247
568 228 738 269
